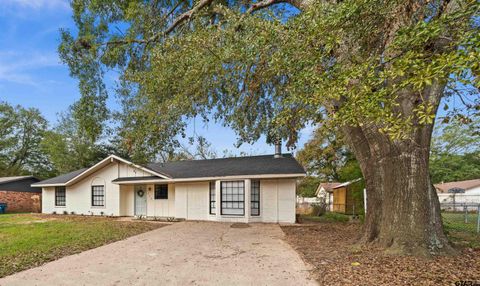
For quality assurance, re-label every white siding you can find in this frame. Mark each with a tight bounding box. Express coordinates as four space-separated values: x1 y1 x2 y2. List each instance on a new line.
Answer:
261 180 278 223
41 187 56 214
42 161 150 216
186 182 209 220
146 183 175 217
278 179 296 223
119 185 134 216
174 184 188 219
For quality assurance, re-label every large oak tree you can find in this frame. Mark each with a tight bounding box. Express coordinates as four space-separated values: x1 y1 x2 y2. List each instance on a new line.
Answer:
60 0 479 255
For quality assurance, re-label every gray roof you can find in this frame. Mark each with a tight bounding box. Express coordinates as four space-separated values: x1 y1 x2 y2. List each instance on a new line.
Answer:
112 176 162 183
34 154 305 185
32 168 88 186
0 176 35 184
145 154 305 179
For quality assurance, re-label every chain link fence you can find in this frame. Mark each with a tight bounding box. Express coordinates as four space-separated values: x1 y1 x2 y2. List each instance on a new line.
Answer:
439 194 480 234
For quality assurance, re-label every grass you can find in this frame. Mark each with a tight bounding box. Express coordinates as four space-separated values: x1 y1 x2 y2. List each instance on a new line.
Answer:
0 213 164 278
442 212 480 248
300 212 350 223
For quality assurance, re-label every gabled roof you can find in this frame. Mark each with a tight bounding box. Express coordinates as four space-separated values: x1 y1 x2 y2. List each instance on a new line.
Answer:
332 178 363 189
315 182 342 195
31 168 88 186
0 176 37 185
434 179 480 193
32 155 170 187
145 154 305 179
33 154 305 187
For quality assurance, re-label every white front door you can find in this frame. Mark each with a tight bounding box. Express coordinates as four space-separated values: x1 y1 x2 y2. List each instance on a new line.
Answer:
134 185 147 216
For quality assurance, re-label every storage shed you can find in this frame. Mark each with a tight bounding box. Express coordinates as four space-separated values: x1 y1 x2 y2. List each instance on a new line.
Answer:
331 178 364 215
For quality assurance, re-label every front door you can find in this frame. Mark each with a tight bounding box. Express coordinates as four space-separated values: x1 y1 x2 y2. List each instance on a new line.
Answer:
134 185 147 216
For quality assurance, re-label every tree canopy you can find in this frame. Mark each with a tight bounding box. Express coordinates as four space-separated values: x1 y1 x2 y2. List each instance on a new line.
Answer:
59 0 479 160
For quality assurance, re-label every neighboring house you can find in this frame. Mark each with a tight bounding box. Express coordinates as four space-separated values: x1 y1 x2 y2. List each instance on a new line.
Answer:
32 153 305 223
435 179 480 206
329 178 363 214
0 176 41 213
315 182 341 211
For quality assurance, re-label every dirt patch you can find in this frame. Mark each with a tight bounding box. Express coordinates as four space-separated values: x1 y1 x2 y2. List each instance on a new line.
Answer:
230 223 250 228
282 222 480 286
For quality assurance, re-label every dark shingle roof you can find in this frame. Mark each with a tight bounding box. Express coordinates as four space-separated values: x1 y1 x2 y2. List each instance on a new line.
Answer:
145 154 305 179
34 154 305 185
112 176 162 183
32 168 88 186
0 176 35 184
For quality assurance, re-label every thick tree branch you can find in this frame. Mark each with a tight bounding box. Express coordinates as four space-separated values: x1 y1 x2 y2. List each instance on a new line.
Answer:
165 0 215 34
165 0 305 35
246 0 304 14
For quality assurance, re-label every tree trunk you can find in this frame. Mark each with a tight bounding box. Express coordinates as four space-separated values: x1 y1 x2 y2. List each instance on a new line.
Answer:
343 121 454 256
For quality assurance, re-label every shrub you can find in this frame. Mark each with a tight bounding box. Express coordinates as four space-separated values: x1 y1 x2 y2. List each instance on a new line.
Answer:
311 202 327 216
63 211 68 215
322 212 350 222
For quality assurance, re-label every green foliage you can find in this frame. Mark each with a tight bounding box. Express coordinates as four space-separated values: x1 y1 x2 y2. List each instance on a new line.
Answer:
297 176 320 197
302 212 350 223
0 102 52 178
429 118 480 183
40 108 113 175
297 126 361 182
59 0 480 155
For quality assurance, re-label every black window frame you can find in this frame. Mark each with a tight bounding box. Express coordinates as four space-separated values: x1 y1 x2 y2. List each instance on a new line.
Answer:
55 186 66 207
91 185 105 207
154 184 169 200
209 181 216 215
220 181 245 216
251 180 260 216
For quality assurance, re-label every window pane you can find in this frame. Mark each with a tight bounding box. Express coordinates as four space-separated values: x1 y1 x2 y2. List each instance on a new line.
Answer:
91 185 104 206
209 181 216 215
55 187 66 206
155 184 168 199
251 180 260 216
221 180 245 216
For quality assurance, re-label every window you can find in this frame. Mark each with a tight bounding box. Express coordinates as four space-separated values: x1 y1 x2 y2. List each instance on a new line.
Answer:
221 181 245 216
155 184 168 199
209 181 216 215
251 180 260 216
91 185 105 207
55 186 66 206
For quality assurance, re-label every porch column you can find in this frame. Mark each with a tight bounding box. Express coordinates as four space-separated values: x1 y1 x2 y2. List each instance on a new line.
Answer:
245 179 251 223
215 180 221 220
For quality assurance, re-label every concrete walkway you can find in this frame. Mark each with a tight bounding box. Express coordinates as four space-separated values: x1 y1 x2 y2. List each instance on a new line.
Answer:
0 222 317 286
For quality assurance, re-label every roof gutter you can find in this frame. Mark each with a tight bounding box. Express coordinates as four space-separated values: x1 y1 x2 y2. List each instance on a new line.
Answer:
111 173 306 185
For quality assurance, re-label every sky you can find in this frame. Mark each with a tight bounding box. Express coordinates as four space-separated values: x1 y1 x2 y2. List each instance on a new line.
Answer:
0 0 314 156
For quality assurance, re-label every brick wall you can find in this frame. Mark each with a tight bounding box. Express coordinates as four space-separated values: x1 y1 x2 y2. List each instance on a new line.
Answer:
0 191 42 213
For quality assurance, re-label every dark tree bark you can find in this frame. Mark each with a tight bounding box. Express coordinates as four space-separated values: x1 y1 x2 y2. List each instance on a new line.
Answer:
342 85 454 256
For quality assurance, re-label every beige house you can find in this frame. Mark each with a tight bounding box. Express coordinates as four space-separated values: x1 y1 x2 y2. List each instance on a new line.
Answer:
32 154 305 223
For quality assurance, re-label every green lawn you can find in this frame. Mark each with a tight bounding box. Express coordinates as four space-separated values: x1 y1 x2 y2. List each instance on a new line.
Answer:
0 214 164 278
441 212 480 248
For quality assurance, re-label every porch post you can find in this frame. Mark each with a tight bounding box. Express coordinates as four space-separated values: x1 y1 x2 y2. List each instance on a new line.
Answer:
215 180 221 220
245 179 251 223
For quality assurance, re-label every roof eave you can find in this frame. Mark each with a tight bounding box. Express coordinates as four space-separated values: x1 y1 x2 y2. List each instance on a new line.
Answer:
113 173 306 185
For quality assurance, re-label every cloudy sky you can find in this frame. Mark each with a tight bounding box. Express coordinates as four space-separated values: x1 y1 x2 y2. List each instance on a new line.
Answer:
0 0 314 156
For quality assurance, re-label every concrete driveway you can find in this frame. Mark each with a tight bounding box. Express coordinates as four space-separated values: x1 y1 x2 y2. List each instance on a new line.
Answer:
0 221 316 286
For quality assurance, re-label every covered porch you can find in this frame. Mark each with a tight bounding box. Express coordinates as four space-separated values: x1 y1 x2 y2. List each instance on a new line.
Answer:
119 183 175 218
